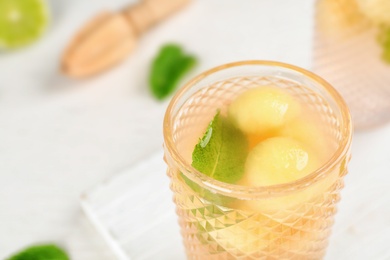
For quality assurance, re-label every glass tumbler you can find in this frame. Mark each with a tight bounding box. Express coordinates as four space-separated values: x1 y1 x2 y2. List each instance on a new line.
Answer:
163 61 352 259
313 0 390 129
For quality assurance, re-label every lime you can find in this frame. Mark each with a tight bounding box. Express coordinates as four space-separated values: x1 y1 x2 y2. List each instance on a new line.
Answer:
0 0 49 49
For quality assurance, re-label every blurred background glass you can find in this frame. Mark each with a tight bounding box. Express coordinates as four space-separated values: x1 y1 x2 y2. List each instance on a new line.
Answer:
313 0 390 129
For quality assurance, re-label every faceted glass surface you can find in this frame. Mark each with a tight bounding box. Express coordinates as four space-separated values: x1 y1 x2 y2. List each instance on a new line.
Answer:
164 65 351 260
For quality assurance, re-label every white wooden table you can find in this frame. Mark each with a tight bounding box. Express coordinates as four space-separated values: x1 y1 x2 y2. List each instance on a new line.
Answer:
1 0 389 259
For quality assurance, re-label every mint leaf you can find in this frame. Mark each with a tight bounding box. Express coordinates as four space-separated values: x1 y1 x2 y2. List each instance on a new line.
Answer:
192 111 248 184
180 112 248 244
377 26 390 64
180 112 247 205
7 244 69 260
149 44 196 100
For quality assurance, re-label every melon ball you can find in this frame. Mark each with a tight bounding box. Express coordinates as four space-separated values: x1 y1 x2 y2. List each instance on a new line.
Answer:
242 137 319 186
228 86 301 136
316 0 367 37
356 0 390 25
279 118 332 162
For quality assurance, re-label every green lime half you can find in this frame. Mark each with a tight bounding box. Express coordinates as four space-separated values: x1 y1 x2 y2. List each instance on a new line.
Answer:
0 0 49 49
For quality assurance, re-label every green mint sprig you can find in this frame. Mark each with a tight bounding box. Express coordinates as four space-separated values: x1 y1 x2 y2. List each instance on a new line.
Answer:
149 44 196 100
192 111 248 183
377 26 390 64
181 111 248 205
7 244 69 260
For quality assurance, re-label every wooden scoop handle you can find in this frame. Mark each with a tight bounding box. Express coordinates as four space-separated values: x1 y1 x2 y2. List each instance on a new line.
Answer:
122 0 190 34
143 0 191 21
62 0 191 78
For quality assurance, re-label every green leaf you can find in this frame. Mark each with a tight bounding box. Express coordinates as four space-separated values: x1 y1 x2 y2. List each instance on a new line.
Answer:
377 26 390 64
179 112 248 245
192 111 248 184
7 244 69 260
180 111 248 206
149 44 196 100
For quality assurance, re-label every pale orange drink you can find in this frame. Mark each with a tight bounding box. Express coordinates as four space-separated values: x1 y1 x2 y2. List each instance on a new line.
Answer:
163 61 352 259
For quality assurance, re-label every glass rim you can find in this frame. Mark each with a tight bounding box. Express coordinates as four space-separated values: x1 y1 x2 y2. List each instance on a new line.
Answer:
163 60 353 199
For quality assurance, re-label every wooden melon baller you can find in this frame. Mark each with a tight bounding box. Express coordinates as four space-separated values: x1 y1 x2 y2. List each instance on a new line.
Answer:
61 0 191 78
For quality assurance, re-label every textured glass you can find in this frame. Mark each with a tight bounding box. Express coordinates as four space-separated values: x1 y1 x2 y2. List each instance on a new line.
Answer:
169 172 345 259
163 61 352 259
313 0 390 129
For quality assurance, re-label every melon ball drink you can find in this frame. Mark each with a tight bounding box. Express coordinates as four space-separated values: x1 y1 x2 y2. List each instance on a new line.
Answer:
313 0 390 128
163 61 352 259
